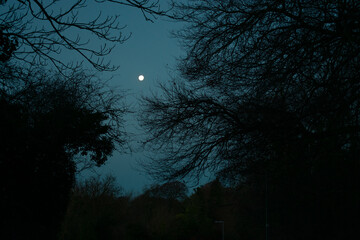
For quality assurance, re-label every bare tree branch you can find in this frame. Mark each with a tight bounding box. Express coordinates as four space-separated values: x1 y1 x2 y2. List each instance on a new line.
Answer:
140 0 360 184
0 0 172 73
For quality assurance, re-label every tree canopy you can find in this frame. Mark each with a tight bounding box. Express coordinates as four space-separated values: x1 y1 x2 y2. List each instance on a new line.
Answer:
0 67 127 239
141 1 360 238
142 0 360 183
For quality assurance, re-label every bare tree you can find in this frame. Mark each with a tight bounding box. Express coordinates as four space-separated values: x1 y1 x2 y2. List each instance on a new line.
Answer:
0 0 170 73
141 2 360 237
141 0 360 182
75 174 124 198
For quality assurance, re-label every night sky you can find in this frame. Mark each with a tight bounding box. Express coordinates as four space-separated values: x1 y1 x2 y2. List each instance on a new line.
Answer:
77 2 184 194
3 2 358 239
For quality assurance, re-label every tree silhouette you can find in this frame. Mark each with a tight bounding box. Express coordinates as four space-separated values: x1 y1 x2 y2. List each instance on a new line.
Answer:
145 181 188 201
59 175 126 240
0 1 166 239
0 67 126 240
0 0 169 73
141 1 360 238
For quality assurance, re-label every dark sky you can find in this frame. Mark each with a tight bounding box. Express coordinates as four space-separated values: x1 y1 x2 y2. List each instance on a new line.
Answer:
76 2 185 195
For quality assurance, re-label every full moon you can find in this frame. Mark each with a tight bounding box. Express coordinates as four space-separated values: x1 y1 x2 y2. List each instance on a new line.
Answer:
138 75 144 81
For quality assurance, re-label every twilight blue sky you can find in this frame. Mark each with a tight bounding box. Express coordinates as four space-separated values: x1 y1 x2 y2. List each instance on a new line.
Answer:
77 2 185 195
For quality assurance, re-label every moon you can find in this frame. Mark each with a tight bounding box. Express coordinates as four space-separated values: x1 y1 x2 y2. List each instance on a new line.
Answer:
138 75 144 81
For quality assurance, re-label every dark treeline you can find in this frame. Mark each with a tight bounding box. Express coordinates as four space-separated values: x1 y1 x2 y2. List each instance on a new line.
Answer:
59 176 266 240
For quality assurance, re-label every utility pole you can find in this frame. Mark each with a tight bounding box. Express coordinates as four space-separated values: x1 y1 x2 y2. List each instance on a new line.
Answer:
214 220 224 240
265 172 269 240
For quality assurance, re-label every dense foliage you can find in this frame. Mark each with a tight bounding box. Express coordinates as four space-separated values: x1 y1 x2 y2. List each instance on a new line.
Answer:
0 68 126 239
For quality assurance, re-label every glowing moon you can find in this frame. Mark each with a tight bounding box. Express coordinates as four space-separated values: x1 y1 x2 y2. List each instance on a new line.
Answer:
138 75 144 81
